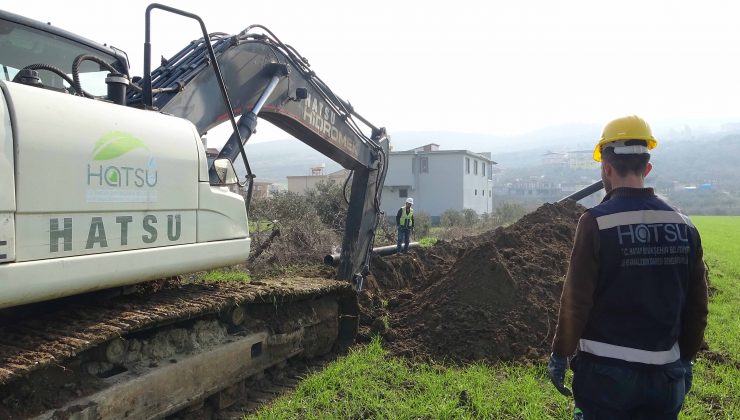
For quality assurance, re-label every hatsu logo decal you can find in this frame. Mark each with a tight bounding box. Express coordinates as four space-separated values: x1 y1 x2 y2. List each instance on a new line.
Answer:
48 214 182 253
617 223 691 267
302 93 359 159
616 223 688 245
85 131 159 203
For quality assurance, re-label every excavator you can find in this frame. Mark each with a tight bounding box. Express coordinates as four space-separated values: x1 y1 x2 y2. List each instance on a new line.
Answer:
0 4 388 418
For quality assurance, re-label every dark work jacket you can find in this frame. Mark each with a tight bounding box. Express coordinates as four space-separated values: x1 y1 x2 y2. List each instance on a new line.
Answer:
579 188 700 365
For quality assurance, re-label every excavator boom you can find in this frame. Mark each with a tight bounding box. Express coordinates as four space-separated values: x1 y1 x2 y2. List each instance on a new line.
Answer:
131 5 389 284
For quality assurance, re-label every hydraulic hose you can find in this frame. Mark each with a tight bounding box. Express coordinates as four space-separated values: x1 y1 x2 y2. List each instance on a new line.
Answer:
14 64 81 95
72 54 125 98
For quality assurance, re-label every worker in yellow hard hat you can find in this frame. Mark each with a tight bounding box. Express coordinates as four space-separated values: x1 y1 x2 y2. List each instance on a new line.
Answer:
592 115 658 163
592 115 658 193
547 115 708 419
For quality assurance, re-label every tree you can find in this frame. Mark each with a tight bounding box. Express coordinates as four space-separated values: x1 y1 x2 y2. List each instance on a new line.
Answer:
413 211 432 237
440 209 464 227
462 208 478 225
494 201 528 225
249 191 339 273
305 180 348 232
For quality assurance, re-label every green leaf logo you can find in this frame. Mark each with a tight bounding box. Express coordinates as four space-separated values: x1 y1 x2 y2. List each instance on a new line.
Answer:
93 131 149 160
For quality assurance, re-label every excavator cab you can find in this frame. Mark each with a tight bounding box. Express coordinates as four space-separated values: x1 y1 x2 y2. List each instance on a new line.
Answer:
0 15 127 94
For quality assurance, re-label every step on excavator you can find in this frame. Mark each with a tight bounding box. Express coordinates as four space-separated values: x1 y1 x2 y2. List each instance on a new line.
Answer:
0 4 388 418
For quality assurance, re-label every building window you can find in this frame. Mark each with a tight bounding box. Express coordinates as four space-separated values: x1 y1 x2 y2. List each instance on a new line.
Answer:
399 188 408 198
482 164 486 177
465 157 470 174
475 189 477 196
420 157 429 173
474 160 478 175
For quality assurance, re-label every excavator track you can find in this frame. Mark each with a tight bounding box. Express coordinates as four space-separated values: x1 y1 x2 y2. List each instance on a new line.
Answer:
0 278 358 419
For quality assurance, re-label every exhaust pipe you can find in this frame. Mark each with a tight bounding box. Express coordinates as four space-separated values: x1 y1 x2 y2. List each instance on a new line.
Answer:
324 242 421 266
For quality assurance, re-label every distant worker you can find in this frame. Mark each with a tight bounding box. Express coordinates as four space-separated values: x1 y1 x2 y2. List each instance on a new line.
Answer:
396 197 414 253
547 115 708 419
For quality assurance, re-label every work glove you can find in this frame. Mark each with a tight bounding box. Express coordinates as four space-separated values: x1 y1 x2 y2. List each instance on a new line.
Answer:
682 359 694 394
547 352 572 397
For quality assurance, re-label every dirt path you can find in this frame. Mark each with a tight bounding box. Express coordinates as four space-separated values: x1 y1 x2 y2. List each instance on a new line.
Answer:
0 201 584 417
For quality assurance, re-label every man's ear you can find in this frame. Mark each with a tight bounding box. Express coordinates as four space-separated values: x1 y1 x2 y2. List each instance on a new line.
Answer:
602 160 613 177
644 162 653 177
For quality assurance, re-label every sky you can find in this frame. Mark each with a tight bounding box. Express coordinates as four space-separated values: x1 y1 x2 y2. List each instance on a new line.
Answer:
6 0 740 147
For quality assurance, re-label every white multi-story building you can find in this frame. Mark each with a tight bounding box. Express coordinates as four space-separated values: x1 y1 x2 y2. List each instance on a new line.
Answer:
381 144 496 220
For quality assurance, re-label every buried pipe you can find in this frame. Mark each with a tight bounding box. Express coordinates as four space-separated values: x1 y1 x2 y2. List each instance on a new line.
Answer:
323 242 421 266
558 180 604 203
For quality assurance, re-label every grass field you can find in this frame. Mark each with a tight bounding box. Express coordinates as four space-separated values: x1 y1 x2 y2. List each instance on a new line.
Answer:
248 216 740 419
195 267 251 283
682 216 740 419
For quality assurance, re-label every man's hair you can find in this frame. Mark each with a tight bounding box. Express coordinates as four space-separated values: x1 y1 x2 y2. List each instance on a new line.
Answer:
601 140 651 177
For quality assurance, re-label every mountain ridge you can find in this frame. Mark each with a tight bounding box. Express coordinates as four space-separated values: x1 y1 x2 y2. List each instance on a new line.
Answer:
235 122 740 181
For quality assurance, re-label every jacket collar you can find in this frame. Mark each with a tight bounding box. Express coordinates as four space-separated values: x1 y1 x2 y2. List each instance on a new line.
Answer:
601 187 655 203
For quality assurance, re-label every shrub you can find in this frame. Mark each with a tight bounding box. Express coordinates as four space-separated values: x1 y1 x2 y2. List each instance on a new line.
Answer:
440 209 464 227
306 180 348 233
249 191 339 275
413 211 432 237
494 201 528 225
462 208 478 225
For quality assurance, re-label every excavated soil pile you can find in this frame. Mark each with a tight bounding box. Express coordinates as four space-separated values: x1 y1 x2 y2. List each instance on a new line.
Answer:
360 200 585 364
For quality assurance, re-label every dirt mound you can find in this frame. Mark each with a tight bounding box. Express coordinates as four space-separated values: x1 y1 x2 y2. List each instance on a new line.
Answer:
360 200 585 364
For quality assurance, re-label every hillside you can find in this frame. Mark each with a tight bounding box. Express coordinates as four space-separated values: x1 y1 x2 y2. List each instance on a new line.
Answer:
234 125 740 215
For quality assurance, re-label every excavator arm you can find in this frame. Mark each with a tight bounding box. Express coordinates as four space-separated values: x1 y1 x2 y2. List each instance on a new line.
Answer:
128 4 389 286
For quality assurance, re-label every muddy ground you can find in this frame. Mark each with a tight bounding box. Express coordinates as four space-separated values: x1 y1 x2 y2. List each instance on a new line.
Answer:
0 201 584 418
359 200 585 364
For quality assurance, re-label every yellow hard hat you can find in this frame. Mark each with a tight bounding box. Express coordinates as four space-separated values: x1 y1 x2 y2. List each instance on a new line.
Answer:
593 115 658 162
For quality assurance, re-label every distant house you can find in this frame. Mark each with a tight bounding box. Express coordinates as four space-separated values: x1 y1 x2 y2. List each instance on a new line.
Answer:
287 167 350 195
543 151 568 166
567 150 598 169
542 150 597 169
672 181 715 192
251 179 282 199
381 143 496 220
504 178 562 198
494 176 603 206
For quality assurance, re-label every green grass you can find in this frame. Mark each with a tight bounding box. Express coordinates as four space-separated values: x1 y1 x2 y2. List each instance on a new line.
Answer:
691 216 740 359
253 262 326 278
196 268 251 283
249 220 277 233
248 216 740 419
429 226 446 235
682 216 740 418
418 236 438 248
248 338 571 420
